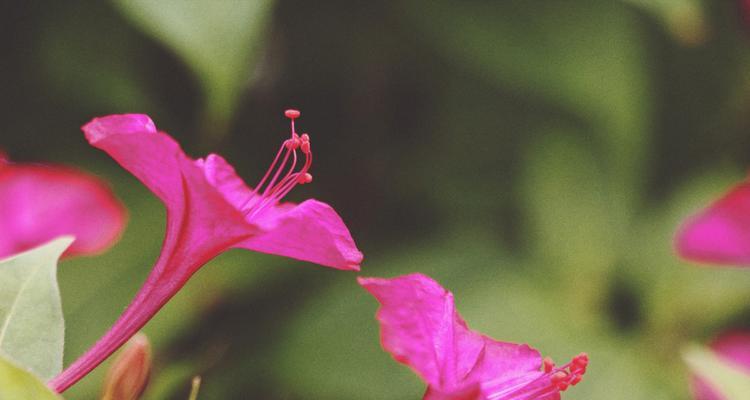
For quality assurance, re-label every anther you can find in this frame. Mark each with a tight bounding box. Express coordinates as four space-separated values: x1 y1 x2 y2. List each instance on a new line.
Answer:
543 357 555 373
573 353 589 368
301 141 311 154
285 109 301 119
556 380 570 391
299 173 313 184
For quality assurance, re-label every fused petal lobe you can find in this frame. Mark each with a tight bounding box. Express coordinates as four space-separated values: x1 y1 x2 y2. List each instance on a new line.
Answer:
237 199 362 271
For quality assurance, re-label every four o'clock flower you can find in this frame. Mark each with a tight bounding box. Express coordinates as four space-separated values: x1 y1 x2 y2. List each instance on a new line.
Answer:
358 273 588 400
691 331 750 400
50 110 363 392
0 152 126 259
675 179 750 266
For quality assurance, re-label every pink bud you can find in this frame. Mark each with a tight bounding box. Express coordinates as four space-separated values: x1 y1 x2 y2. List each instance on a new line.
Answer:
101 333 151 400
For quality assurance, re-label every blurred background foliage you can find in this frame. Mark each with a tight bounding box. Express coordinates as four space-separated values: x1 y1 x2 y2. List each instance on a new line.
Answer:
2 0 750 398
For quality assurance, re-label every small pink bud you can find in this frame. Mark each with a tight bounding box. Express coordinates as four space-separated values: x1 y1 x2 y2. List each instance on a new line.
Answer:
101 333 151 400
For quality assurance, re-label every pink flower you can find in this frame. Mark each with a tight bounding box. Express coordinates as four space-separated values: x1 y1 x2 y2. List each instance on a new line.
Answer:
0 152 125 259
675 180 750 266
50 110 362 392
691 331 750 400
358 273 587 400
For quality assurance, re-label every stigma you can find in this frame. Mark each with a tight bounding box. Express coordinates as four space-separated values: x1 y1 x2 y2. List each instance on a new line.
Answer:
241 109 313 219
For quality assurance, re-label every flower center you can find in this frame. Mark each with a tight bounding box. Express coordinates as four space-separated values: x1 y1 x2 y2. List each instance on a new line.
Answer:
485 353 588 400
242 109 313 219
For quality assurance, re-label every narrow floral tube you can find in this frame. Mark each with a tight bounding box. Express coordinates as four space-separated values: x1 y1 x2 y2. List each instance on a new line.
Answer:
359 273 587 400
0 153 126 259
49 111 362 392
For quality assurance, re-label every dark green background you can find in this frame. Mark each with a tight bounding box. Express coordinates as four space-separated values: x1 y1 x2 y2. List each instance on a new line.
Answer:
2 1 750 399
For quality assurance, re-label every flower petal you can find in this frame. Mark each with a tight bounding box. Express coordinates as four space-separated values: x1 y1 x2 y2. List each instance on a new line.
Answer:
0 164 126 259
197 153 255 211
676 181 750 266
236 199 362 270
82 114 254 260
712 331 750 370
358 274 543 394
424 384 483 400
82 114 187 206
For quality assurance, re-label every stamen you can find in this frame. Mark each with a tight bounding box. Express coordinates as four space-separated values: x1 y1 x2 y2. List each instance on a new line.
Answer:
242 109 313 220
485 352 588 400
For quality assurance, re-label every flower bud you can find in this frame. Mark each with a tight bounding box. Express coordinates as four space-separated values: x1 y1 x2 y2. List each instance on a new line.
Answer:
101 333 151 400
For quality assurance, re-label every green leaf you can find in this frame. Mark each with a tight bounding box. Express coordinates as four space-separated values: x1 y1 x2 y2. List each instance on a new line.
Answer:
0 355 61 399
683 345 750 400
0 237 71 381
112 0 275 137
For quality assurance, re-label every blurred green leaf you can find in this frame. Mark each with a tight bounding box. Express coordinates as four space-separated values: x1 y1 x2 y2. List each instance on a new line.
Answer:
0 237 70 381
521 131 625 309
38 2 158 113
403 0 651 193
684 344 750 400
112 0 275 138
621 0 708 45
0 355 61 400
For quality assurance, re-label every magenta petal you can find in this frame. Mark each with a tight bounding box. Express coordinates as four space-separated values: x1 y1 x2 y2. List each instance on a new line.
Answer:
237 199 362 270
676 181 750 266
83 114 198 206
0 163 125 259
692 331 750 400
424 384 483 400
358 274 553 398
198 153 256 211
712 331 750 369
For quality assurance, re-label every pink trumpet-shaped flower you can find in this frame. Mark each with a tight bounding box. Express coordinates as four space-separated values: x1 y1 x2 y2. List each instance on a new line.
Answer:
691 331 750 400
0 152 125 259
50 111 363 392
358 274 587 400
675 180 750 266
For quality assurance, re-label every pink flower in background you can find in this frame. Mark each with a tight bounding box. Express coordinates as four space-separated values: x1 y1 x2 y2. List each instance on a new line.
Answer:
675 180 750 266
0 153 125 259
50 110 363 392
692 331 750 400
359 273 587 400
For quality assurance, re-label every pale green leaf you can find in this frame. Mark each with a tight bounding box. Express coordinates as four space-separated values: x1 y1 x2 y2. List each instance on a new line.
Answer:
0 355 61 400
112 0 275 132
684 345 750 400
0 237 72 381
